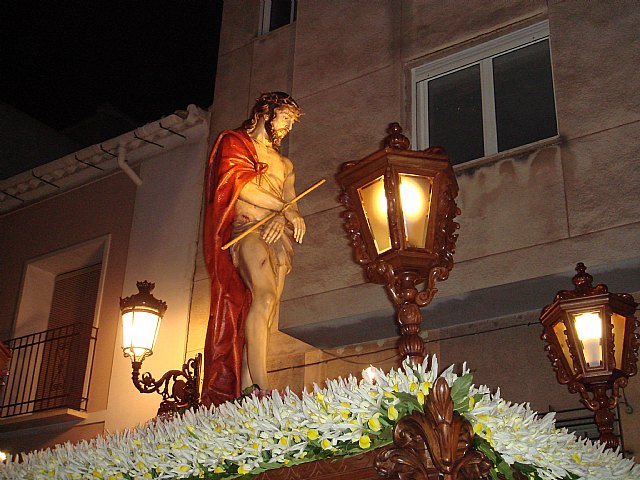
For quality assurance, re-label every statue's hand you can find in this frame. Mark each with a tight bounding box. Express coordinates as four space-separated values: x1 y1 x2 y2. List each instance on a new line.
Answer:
262 214 286 244
285 209 306 244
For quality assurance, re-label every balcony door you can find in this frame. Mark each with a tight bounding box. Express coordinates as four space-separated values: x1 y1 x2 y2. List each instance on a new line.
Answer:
35 265 101 411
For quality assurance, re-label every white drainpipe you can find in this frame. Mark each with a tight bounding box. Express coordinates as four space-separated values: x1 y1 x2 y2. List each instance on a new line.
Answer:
117 145 143 186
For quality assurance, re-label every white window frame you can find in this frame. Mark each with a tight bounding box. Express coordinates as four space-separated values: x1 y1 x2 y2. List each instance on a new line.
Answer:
259 0 297 36
13 236 109 339
6 236 109 416
412 20 553 157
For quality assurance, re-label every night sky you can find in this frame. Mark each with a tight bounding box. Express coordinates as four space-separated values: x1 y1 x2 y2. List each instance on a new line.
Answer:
1 1 222 176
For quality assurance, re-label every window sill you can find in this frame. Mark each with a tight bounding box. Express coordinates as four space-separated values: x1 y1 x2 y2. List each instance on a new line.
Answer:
453 135 562 174
0 408 87 432
258 21 296 39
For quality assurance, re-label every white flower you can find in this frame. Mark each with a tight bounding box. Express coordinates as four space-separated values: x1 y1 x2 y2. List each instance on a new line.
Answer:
1 355 637 480
466 388 639 479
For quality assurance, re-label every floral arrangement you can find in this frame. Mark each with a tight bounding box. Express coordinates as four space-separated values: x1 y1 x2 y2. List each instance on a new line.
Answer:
1 356 638 480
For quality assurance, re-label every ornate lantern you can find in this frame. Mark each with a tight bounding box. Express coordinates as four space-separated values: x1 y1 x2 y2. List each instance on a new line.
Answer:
540 263 639 448
120 281 166 363
337 123 460 364
120 281 200 417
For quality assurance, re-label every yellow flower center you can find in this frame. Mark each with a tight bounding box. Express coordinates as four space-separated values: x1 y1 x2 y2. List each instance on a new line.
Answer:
359 435 371 449
368 416 381 432
388 405 399 421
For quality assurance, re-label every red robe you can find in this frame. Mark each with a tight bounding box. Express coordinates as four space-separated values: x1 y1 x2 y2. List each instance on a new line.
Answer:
201 129 267 406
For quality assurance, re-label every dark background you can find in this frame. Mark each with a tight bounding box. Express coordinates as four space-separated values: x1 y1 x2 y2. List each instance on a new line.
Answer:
1 1 223 178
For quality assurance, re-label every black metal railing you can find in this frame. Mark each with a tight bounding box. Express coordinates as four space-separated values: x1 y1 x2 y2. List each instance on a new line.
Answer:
0 323 98 418
545 404 624 450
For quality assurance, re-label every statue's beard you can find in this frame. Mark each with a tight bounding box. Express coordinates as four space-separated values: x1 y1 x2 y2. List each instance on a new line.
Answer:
266 121 289 148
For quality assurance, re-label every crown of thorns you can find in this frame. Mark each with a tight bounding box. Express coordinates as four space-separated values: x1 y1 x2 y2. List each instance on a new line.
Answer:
255 92 302 119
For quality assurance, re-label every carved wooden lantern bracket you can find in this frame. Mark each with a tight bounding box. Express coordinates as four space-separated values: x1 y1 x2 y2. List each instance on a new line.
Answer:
540 263 639 449
375 377 492 480
337 123 460 364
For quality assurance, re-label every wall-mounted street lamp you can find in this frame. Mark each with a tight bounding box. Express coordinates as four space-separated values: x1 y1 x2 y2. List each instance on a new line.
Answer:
336 123 460 364
120 281 201 419
540 263 639 449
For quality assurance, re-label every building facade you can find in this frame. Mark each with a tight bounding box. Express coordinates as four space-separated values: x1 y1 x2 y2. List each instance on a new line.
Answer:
190 0 640 455
1 0 639 460
0 105 208 453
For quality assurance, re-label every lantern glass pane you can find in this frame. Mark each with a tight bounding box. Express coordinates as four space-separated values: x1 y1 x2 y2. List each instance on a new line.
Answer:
552 320 575 374
611 313 626 370
574 311 603 368
122 309 161 361
357 176 391 254
399 173 433 248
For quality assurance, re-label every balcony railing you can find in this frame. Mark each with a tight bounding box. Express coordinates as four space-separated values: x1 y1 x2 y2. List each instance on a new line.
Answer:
0 323 98 418
545 404 624 451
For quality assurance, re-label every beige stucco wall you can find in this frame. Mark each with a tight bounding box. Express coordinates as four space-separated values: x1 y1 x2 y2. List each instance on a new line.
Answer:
194 0 640 456
105 128 209 433
0 171 137 452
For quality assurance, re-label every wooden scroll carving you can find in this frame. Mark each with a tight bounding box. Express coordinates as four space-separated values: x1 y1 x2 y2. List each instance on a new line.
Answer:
375 377 492 480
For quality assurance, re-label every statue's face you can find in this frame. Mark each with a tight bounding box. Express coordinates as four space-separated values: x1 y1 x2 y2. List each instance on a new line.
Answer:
266 107 296 147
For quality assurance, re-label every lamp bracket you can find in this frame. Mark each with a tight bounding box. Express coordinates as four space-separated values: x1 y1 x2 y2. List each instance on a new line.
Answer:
366 260 448 309
131 353 201 409
569 376 628 412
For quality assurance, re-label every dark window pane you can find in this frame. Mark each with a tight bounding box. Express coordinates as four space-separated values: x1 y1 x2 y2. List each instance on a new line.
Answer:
270 0 296 32
428 65 484 164
493 39 557 152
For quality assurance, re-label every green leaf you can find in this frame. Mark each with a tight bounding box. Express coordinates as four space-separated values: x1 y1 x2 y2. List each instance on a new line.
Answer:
496 459 514 480
513 462 535 473
451 373 473 412
395 392 423 414
474 437 497 464
378 415 393 428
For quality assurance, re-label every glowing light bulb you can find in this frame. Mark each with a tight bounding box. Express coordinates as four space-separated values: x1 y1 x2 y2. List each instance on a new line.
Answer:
376 187 388 215
122 310 161 361
400 179 424 219
363 366 377 384
575 312 602 367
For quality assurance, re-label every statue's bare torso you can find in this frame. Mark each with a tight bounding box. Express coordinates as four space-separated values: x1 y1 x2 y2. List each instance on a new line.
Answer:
234 141 292 226
230 106 305 390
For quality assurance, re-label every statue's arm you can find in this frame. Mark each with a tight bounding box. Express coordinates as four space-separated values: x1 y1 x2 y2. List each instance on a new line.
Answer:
215 133 285 212
283 165 306 244
237 179 286 212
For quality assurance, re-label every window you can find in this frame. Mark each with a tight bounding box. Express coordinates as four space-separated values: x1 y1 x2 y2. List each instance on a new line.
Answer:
34 265 101 412
260 0 297 35
1 238 106 418
413 21 557 165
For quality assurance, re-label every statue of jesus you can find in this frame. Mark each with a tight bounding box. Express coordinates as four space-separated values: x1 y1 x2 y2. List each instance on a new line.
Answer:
202 92 304 406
